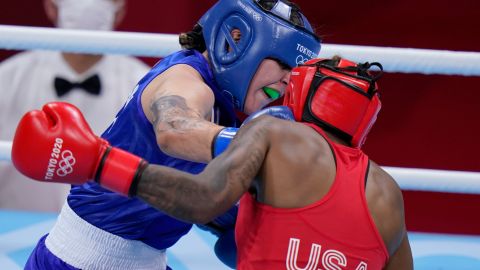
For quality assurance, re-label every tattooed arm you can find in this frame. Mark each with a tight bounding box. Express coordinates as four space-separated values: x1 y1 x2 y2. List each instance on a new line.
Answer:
136 116 272 224
141 64 223 163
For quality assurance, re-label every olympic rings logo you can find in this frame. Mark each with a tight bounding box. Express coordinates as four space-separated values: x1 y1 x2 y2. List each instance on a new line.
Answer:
252 12 263 22
239 1 263 22
296 55 307 65
56 150 76 177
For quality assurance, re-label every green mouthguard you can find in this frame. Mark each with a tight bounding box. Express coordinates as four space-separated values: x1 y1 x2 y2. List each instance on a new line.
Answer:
263 87 280 100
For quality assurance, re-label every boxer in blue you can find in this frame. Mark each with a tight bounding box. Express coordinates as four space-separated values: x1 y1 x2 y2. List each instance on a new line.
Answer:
21 0 320 269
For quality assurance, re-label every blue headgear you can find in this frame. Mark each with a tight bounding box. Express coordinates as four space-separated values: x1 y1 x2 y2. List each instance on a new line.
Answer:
199 0 321 110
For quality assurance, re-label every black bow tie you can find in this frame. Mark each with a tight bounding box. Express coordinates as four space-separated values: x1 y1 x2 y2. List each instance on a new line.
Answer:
54 74 101 97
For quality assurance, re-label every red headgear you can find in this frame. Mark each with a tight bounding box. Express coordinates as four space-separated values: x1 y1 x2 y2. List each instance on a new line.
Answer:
283 57 383 147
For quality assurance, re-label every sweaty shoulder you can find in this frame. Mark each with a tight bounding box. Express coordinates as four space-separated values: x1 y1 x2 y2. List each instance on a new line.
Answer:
256 117 336 208
365 162 406 256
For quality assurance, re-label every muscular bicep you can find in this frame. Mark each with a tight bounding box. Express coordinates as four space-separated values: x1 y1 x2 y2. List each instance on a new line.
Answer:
141 64 223 162
384 233 413 270
366 163 413 264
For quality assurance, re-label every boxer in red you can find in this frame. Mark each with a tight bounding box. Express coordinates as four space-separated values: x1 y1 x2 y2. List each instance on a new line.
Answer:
13 57 412 269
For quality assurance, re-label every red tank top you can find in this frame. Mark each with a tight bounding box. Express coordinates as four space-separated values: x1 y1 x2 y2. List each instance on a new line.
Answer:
235 124 389 270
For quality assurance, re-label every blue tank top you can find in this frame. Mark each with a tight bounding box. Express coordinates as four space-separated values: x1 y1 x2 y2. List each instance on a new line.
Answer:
68 50 237 250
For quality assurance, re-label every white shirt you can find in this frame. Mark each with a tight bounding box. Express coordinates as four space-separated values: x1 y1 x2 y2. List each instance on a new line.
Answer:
0 50 150 212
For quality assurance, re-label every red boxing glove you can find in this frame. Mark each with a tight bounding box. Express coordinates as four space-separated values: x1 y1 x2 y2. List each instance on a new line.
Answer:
12 102 147 196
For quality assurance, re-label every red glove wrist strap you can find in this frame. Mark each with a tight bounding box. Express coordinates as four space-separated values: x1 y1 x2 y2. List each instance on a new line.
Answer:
96 147 147 196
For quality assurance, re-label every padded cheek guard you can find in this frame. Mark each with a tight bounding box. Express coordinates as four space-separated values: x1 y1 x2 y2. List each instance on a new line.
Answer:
284 58 383 148
199 0 321 111
351 93 381 147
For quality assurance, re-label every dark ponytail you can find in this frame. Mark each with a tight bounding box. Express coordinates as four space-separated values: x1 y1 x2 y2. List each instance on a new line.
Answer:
179 24 206 52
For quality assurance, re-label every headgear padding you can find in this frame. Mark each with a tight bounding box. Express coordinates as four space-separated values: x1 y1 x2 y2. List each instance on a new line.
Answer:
284 58 383 147
199 0 321 110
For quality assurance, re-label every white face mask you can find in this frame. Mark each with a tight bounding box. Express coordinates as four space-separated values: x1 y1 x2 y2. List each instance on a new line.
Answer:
55 0 121 31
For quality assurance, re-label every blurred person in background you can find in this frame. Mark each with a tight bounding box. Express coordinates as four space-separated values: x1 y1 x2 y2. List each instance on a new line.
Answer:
0 0 149 212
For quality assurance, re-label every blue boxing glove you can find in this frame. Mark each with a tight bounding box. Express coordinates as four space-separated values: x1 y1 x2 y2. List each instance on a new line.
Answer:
196 204 238 269
197 203 238 237
214 228 236 269
212 106 294 158
212 127 238 158
241 105 295 123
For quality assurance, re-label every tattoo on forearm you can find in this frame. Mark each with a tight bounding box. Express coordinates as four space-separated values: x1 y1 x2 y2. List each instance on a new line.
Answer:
150 95 205 132
137 166 216 223
221 125 268 191
135 120 270 223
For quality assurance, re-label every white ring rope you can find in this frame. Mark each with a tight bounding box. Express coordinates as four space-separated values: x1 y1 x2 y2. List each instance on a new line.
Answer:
1 25 480 76
382 166 480 195
0 25 180 59
0 140 479 194
0 141 12 162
